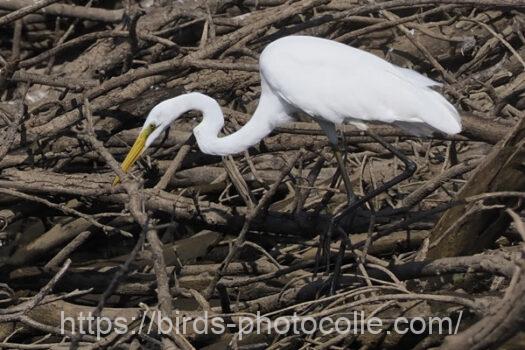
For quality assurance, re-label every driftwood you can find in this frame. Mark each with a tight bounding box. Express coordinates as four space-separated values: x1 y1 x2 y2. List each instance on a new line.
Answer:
429 115 525 258
0 1 524 349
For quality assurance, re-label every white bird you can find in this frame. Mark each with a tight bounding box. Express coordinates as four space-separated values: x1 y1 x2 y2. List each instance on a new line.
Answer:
115 35 461 191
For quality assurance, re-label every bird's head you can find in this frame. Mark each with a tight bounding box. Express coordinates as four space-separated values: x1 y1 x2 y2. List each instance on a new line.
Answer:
113 101 181 186
113 92 219 186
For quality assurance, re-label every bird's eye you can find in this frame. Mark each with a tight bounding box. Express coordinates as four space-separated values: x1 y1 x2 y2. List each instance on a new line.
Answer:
149 123 157 131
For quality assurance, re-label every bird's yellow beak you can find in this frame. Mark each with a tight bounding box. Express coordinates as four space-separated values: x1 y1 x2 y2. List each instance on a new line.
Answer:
113 125 155 186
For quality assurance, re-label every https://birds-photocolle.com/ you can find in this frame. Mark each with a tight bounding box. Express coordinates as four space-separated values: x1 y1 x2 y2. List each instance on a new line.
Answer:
115 35 461 202
5 2 525 349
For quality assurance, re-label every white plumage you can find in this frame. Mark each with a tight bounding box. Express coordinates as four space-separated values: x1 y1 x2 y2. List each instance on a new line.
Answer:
259 36 460 136
116 36 461 181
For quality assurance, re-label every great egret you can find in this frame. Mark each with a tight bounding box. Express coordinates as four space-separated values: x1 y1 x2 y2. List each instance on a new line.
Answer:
115 36 461 195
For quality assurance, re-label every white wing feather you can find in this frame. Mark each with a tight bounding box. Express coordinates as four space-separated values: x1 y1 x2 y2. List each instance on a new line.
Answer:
259 36 461 135
392 66 441 88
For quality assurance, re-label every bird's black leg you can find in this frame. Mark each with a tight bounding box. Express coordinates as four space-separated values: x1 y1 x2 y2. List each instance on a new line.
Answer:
315 120 359 279
332 147 358 204
326 145 358 291
328 224 349 294
333 130 417 223
328 130 417 294
317 119 357 204
327 145 363 293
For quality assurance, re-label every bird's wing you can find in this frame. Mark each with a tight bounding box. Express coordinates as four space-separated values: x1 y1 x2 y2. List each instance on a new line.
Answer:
392 66 442 88
259 36 460 135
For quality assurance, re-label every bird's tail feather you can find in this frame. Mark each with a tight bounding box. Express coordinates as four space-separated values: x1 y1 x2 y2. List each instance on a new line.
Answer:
394 67 442 88
419 89 461 135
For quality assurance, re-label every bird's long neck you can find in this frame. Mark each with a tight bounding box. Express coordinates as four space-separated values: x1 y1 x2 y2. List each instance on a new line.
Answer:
188 93 284 156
